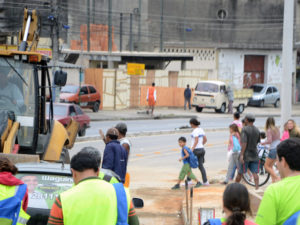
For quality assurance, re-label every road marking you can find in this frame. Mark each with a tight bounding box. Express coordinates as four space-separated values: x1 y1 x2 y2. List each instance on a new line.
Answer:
130 142 228 162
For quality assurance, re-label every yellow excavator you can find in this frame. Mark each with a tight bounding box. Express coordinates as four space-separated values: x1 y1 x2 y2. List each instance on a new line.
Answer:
0 8 79 163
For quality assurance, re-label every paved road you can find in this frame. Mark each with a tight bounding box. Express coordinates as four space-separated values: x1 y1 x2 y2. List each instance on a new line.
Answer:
86 116 300 137
72 130 230 188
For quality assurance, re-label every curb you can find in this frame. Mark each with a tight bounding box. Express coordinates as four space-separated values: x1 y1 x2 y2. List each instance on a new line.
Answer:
88 113 299 122
89 114 193 122
76 126 267 143
76 128 195 142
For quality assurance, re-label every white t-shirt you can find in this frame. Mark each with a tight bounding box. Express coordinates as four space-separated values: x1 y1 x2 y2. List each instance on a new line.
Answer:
191 127 205 149
120 137 131 150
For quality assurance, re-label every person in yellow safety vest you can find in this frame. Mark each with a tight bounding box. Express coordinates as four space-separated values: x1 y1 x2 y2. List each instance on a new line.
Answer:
47 147 138 225
0 156 30 225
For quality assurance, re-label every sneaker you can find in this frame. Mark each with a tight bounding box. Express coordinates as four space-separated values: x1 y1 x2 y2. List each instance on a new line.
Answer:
220 181 228 185
203 181 210 186
171 184 180 190
194 182 202 188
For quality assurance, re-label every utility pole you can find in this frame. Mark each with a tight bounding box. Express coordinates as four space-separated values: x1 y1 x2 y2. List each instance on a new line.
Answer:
108 0 112 52
108 0 113 68
120 13 123 52
160 0 164 52
87 0 90 52
129 13 133 51
92 0 95 24
183 0 186 51
281 0 294 130
138 0 141 50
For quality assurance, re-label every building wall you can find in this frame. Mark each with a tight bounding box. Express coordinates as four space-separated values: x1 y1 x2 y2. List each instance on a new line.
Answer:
218 49 297 91
79 68 209 109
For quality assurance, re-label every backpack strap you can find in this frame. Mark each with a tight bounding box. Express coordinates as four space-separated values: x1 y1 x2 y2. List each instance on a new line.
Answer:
283 211 300 225
113 183 128 225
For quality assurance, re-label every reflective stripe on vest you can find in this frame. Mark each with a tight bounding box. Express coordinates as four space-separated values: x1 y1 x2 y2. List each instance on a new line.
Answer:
0 184 30 225
61 177 130 225
99 171 119 184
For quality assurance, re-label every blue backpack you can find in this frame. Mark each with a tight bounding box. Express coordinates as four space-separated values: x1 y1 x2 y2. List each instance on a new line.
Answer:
0 184 27 225
283 211 300 225
113 183 129 225
185 147 199 168
232 135 241 152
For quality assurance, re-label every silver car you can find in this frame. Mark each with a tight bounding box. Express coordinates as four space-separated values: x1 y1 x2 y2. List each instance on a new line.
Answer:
248 84 280 107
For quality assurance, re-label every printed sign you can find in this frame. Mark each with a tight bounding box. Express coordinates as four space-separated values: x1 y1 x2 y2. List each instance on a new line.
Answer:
127 63 145 75
16 173 73 209
198 208 215 225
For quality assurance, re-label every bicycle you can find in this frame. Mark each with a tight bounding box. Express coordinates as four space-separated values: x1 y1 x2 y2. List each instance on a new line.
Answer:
242 148 271 187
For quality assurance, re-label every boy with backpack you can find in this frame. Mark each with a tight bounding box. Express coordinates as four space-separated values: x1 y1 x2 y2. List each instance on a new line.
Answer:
172 137 202 190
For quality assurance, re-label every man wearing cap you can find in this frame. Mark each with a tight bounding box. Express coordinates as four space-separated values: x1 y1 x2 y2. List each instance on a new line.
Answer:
115 122 131 154
235 114 260 189
101 128 128 183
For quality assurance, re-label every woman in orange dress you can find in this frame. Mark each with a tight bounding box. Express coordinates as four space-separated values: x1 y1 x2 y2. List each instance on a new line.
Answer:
147 82 156 116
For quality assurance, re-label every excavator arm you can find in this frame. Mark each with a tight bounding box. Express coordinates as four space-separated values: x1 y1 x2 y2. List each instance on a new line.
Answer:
18 8 39 52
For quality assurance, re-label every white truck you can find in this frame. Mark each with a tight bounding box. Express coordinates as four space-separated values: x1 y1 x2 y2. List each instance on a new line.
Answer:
192 80 253 113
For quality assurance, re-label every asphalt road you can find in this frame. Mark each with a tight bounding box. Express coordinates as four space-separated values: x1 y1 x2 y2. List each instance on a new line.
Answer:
72 130 229 188
86 116 300 137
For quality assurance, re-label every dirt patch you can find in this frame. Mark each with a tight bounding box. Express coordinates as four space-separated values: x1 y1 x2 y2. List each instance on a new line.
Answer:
131 187 184 225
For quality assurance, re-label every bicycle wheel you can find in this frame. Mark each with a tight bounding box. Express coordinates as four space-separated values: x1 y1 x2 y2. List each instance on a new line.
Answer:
242 161 270 187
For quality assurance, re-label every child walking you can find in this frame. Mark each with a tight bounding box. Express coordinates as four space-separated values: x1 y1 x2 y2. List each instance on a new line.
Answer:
222 124 241 184
172 137 202 189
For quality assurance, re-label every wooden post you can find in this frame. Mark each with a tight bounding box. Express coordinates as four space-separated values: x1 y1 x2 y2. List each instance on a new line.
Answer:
190 187 193 225
185 179 189 223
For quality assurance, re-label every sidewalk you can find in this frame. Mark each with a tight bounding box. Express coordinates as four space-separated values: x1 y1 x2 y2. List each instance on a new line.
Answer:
86 105 300 121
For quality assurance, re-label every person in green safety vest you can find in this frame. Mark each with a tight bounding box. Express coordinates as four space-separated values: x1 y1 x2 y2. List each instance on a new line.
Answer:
47 147 139 225
0 156 30 225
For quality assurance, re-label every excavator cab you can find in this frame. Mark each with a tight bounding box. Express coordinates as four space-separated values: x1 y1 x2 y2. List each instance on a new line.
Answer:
0 9 78 163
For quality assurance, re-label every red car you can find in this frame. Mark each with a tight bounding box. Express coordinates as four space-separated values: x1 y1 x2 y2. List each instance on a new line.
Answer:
59 84 101 112
46 103 90 136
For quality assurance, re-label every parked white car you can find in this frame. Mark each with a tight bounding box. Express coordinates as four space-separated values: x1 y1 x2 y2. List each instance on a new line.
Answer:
192 81 253 113
248 84 280 107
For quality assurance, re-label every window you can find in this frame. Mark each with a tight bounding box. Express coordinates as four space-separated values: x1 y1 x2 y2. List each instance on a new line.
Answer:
80 87 88 95
69 106 76 116
61 85 78 94
266 87 272 94
196 83 219 93
250 85 264 93
89 86 97 94
75 105 83 115
220 85 226 93
272 87 278 93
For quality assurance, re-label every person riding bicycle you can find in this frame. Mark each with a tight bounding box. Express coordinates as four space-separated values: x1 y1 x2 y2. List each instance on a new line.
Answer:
257 132 269 175
235 114 260 190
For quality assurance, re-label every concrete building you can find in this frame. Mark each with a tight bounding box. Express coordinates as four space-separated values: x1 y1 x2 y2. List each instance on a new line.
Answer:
1 0 299 102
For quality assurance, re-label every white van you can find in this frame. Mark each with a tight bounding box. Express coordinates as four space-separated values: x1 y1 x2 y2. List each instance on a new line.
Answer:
192 81 253 113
